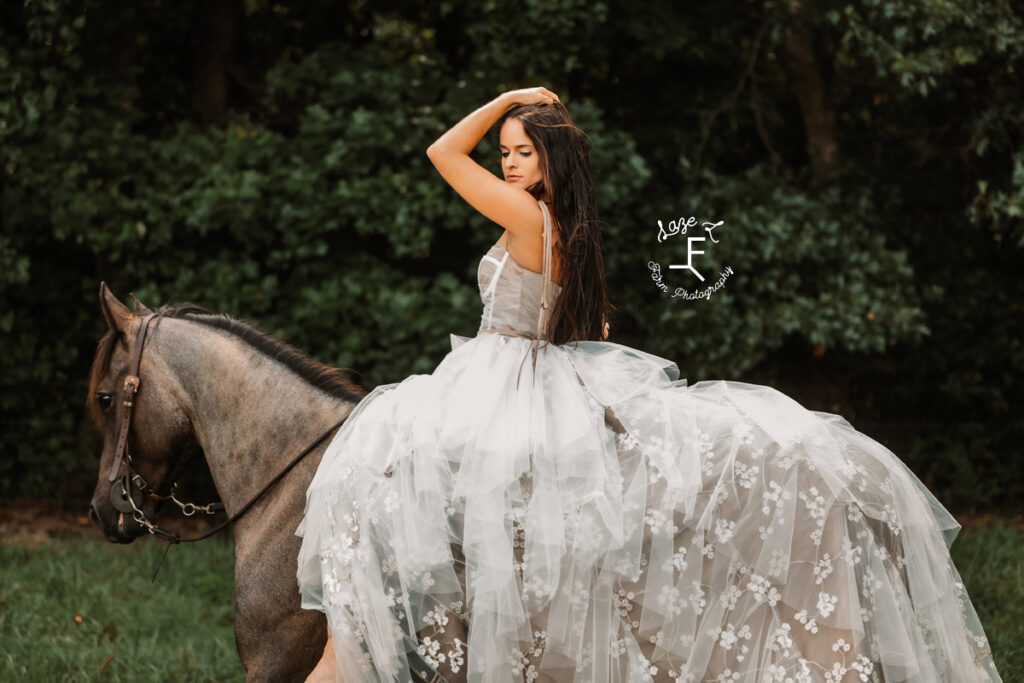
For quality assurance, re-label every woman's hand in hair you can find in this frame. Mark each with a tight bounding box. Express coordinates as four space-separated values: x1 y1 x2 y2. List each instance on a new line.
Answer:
502 87 561 109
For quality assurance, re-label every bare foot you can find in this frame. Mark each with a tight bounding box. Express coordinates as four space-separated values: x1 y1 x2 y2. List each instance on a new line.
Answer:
305 635 339 683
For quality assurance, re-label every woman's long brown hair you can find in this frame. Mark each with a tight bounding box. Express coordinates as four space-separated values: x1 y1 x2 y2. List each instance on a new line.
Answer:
494 102 613 345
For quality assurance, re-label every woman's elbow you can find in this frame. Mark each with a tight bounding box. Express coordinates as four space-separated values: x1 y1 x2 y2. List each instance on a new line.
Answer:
426 144 452 170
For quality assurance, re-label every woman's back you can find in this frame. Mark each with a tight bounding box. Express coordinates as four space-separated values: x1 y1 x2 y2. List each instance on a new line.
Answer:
477 199 563 340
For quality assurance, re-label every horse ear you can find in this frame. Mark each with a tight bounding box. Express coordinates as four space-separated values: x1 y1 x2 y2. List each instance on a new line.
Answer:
129 292 154 315
99 282 136 334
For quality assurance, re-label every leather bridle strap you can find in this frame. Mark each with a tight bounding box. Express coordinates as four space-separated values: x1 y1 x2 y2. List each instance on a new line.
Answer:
108 313 158 483
102 310 350 548
155 416 347 545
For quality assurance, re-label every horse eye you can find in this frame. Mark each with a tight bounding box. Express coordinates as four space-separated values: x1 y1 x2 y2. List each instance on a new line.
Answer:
96 393 113 411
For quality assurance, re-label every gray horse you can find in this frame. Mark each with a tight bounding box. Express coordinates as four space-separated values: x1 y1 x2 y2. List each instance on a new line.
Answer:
87 284 366 681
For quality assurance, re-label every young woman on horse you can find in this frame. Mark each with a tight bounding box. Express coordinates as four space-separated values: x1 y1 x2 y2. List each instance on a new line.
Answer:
297 88 1001 682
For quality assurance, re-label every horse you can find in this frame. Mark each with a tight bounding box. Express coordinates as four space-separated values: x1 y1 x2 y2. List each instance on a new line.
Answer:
86 286 989 683
87 283 367 681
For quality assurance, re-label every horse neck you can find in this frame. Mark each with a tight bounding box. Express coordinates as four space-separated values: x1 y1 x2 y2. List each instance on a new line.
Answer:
152 317 356 515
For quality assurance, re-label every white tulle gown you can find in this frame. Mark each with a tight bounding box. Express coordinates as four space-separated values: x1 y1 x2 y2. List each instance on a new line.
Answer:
296 199 1001 682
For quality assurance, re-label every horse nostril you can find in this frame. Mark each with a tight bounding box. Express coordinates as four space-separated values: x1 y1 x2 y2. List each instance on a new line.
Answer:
89 504 101 527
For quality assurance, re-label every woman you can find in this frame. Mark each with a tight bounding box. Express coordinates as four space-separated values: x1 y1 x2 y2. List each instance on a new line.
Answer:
296 88 1001 682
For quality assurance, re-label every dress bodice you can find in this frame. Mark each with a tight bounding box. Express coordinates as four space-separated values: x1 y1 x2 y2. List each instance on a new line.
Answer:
477 199 563 339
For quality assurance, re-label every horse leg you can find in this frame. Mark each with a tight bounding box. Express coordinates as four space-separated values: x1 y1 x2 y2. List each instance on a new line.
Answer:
234 516 327 682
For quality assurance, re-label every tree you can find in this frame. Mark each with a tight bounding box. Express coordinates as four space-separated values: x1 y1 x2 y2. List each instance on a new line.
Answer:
1 0 1020 510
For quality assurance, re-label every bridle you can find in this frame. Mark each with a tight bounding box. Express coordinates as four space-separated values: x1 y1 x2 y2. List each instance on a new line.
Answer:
106 312 453 681
107 313 157 484
105 312 347 547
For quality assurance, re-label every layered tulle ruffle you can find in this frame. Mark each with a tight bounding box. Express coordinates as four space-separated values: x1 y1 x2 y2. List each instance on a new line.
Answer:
296 332 1000 682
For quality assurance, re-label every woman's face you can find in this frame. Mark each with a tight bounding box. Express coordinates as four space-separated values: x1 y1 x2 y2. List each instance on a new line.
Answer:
499 118 543 190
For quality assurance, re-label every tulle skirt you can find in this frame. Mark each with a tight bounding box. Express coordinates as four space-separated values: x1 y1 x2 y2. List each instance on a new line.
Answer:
295 331 1001 682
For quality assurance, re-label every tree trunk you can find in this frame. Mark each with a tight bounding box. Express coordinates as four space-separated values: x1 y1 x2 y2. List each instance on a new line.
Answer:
193 0 240 123
782 0 838 173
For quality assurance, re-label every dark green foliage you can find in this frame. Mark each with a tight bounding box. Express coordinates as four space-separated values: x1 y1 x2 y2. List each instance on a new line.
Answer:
1 0 1021 511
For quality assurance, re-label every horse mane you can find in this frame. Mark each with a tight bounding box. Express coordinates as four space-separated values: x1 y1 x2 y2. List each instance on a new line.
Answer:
87 303 367 425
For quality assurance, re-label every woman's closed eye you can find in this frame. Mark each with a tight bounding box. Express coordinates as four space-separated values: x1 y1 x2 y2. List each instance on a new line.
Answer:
501 152 531 158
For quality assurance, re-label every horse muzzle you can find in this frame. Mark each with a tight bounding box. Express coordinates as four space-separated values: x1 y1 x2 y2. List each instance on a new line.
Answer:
88 503 140 543
89 483 147 544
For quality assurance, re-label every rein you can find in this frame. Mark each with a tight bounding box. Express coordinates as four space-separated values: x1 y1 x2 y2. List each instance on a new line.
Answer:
106 313 348 554
103 311 454 682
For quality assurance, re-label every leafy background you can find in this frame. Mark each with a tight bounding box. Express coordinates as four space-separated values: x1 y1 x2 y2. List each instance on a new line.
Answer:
1 0 1021 514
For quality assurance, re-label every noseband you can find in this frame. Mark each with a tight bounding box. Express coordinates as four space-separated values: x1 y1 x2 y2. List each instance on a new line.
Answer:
105 312 346 545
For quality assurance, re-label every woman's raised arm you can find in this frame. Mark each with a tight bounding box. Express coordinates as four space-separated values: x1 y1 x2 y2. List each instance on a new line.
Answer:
426 88 560 240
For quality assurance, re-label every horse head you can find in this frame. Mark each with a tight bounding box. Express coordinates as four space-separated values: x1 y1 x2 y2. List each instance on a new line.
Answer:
87 283 201 543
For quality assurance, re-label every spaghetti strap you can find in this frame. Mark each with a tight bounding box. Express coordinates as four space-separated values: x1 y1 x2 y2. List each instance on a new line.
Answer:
536 199 553 342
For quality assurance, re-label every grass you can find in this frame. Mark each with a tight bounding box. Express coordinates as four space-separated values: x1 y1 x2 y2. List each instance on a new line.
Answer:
0 535 244 682
0 523 1020 682
949 522 1024 682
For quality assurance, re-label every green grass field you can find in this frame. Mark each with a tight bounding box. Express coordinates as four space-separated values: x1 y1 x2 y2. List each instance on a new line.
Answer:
0 534 245 682
1 524 1020 682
